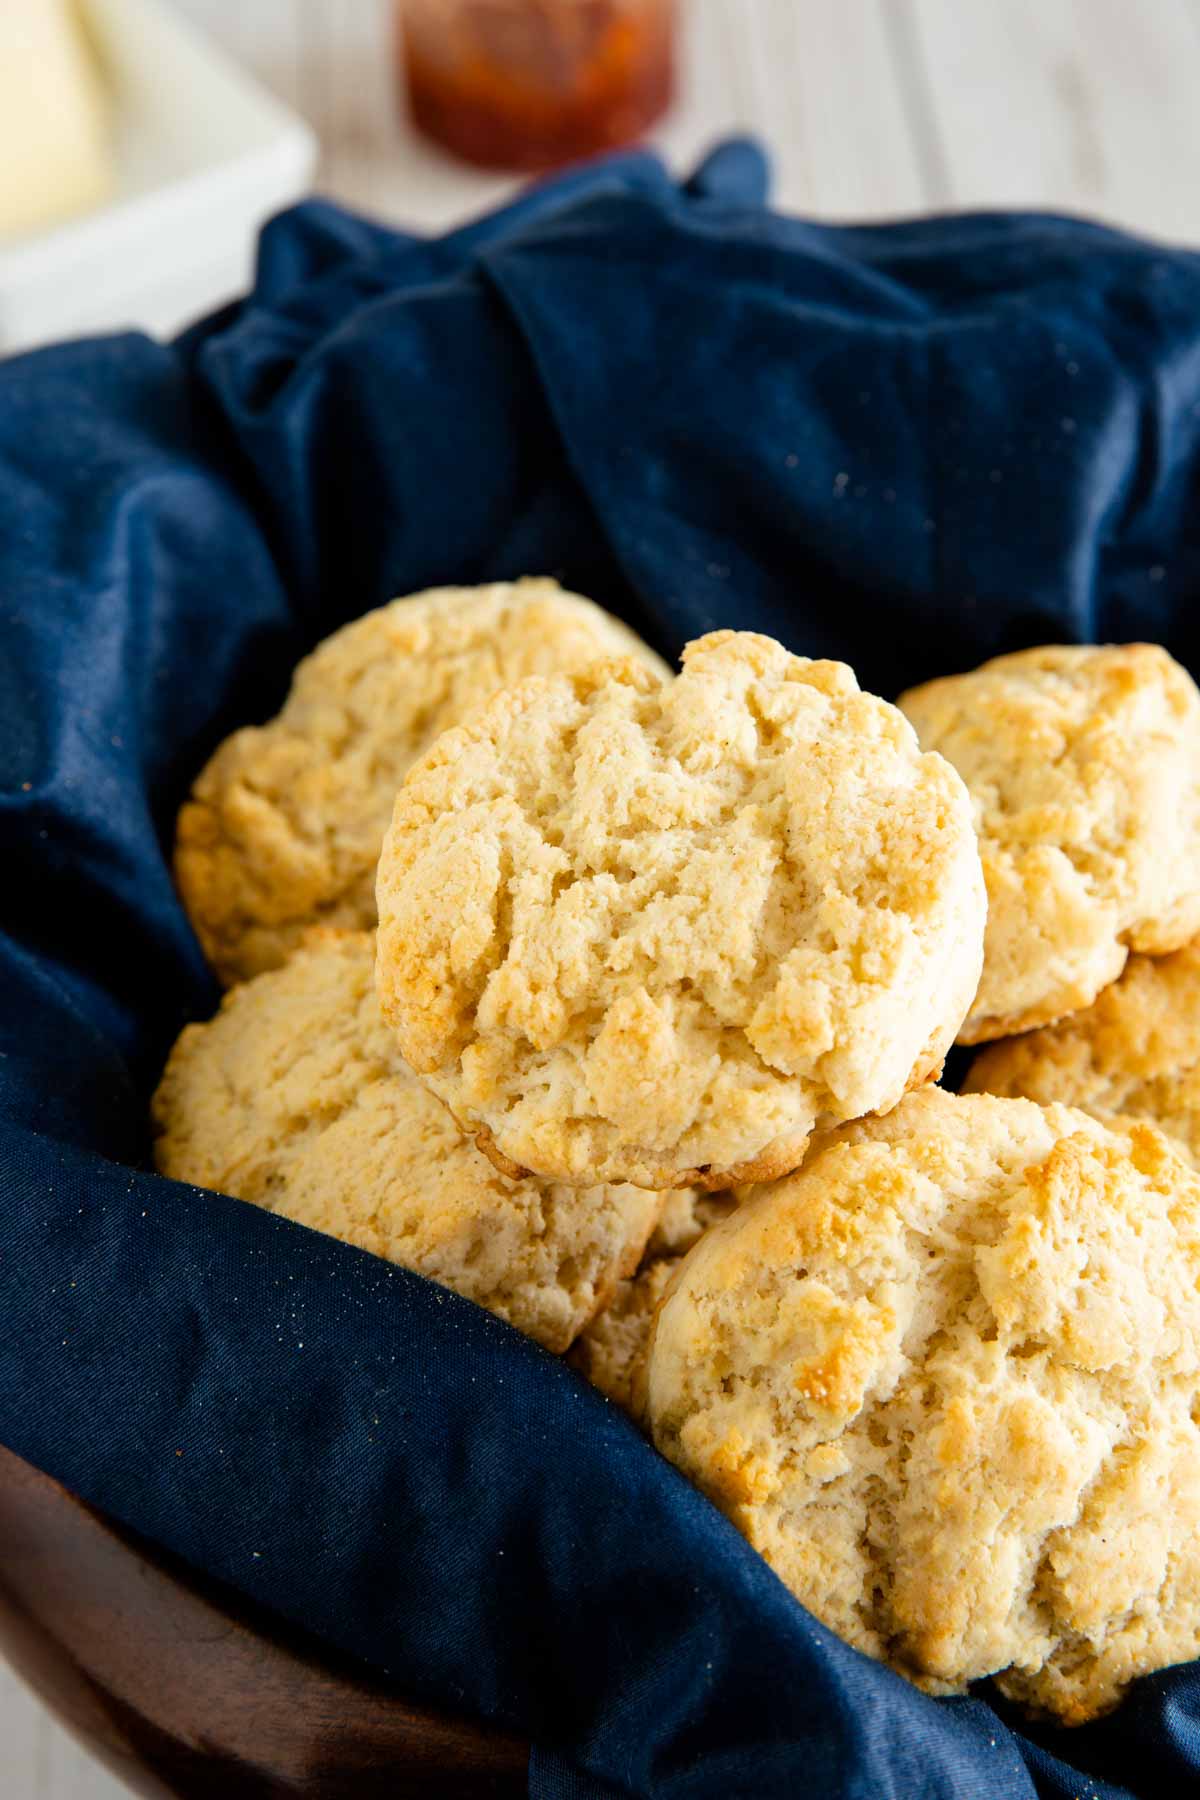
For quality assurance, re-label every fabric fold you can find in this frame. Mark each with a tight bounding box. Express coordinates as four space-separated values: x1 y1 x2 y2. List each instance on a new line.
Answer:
2 143 1199 1797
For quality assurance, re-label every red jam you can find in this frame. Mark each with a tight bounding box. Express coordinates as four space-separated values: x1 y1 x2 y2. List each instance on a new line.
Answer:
401 1 676 172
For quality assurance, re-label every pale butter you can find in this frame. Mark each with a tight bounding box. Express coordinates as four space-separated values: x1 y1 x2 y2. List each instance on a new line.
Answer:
0 0 113 239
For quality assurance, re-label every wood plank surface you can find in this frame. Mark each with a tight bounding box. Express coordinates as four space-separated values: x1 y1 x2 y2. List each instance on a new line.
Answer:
908 0 1200 239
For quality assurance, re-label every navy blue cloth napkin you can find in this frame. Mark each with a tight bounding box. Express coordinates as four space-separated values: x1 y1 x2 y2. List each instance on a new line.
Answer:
3 140 1200 1798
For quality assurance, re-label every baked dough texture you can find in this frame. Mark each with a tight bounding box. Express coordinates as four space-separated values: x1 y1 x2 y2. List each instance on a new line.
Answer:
570 1191 735 1412
175 579 669 986
644 1086 1200 1722
376 630 986 1191
569 1258 679 1414
899 643 1200 1044
966 937 1200 1167
151 931 662 1353
646 1187 736 1259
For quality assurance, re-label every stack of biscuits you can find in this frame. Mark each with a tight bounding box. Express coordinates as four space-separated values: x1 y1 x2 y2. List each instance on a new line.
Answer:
156 581 1200 1725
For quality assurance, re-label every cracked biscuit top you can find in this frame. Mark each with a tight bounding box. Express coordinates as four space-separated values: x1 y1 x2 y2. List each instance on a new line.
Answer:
644 1086 1200 1723
375 630 985 1191
152 930 662 1353
900 642 1200 1043
174 579 669 986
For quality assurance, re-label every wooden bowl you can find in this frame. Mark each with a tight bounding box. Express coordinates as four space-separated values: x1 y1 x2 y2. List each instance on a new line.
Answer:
0 1444 529 1798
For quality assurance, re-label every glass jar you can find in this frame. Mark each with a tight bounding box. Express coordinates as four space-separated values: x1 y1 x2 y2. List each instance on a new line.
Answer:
400 0 677 171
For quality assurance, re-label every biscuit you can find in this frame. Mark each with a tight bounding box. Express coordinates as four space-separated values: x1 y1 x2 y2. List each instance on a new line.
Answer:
899 643 1200 1044
151 931 662 1353
645 1187 737 1258
569 1258 678 1414
644 1086 1200 1723
376 630 985 1191
175 579 669 986
965 937 1200 1166
570 1191 736 1412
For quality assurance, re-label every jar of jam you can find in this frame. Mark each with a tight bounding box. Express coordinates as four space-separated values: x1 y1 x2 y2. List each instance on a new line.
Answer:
400 0 677 171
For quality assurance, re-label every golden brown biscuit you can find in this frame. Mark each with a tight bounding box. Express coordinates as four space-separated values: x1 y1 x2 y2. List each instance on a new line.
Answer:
569 1260 679 1415
645 1087 1200 1722
570 1191 736 1412
152 931 662 1353
900 643 1200 1043
965 937 1200 1166
175 579 669 985
376 630 985 1191
645 1187 737 1258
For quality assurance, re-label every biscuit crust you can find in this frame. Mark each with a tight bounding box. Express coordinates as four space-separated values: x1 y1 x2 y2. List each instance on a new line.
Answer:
175 579 669 986
569 1191 736 1413
966 936 1200 1166
376 631 985 1190
152 932 662 1353
645 1087 1200 1722
900 643 1200 1043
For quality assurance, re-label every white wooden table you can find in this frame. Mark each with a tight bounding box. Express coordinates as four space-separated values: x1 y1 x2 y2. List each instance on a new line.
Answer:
8 0 1200 1793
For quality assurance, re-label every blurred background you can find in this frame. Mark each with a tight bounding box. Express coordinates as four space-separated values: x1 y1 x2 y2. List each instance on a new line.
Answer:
215 0 1200 234
2 0 1200 1793
4 0 1200 356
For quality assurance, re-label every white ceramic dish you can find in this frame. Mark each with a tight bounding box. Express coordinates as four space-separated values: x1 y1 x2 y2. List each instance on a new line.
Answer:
0 0 316 355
